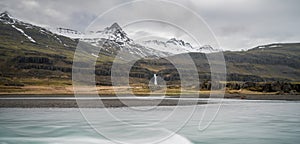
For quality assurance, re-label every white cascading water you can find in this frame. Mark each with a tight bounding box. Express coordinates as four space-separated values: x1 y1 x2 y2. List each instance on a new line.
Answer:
154 74 157 85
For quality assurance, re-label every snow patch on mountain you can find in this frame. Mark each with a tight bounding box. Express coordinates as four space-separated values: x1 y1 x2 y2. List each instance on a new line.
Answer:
91 53 99 58
11 25 36 43
53 35 62 44
255 44 283 50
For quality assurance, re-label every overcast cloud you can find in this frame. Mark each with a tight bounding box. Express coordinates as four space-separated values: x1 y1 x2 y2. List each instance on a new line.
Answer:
1 0 299 51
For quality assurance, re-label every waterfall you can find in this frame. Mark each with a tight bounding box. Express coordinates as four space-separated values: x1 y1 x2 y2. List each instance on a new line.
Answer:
154 74 157 85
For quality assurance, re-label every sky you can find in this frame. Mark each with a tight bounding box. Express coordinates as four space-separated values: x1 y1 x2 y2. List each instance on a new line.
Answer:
1 0 299 51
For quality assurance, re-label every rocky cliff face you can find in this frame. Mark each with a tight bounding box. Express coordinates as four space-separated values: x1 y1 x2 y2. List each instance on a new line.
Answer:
226 81 300 94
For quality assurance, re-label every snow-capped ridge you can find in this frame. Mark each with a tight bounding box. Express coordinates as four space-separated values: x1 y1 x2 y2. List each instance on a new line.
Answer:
0 11 36 43
196 45 220 53
166 38 193 49
57 27 83 35
55 27 84 39
142 38 220 54
0 11 73 46
0 11 16 24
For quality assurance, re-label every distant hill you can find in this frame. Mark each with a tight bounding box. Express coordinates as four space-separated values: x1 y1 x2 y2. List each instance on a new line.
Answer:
224 43 300 81
132 43 300 85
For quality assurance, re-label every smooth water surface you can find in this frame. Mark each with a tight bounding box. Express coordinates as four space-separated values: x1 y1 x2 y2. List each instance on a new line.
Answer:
0 99 299 144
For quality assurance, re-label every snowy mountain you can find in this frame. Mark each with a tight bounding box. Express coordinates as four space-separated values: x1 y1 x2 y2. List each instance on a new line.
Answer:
0 11 72 47
74 23 170 58
143 38 219 54
1 11 219 59
52 21 219 56
96 22 133 45
79 23 134 47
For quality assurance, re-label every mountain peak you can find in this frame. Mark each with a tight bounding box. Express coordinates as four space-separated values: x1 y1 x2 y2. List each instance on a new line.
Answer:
100 22 132 45
103 22 122 32
0 11 11 18
168 38 178 41
0 11 15 24
109 22 121 30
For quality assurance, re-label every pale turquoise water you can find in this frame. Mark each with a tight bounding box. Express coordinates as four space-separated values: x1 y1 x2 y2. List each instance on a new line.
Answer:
0 100 299 144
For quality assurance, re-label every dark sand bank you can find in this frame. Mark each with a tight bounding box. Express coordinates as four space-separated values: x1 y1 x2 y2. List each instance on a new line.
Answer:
0 94 299 108
0 97 206 108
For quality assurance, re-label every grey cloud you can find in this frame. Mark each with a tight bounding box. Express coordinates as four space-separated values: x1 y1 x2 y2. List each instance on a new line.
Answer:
0 0 299 51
